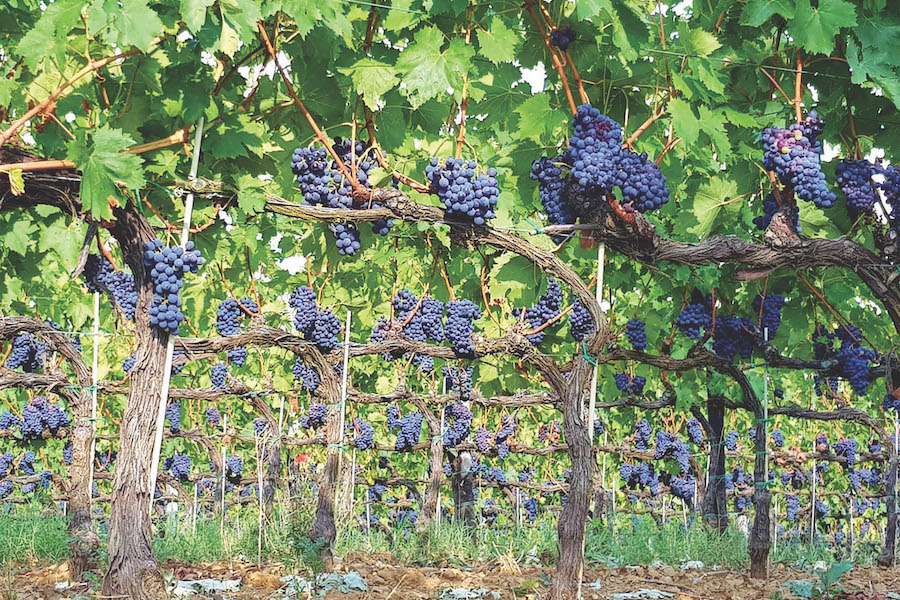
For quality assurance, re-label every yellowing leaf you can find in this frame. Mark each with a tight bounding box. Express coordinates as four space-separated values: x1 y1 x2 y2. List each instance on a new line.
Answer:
7 169 24 196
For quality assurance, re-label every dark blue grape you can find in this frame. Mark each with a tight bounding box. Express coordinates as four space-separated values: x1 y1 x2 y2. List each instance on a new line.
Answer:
625 319 646 350
205 406 221 427
752 293 785 338
549 26 575 51
300 403 328 430
165 400 181 433
446 300 480 356
686 418 703 444
675 303 711 339
836 158 878 215
143 239 203 335
569 300 594 341
352 418 375 449
211 363 228 391
425 158 499 225
292 360 321 391
513 279 562 344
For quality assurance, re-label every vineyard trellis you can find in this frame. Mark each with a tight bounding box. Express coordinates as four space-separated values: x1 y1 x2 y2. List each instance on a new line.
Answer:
2 1 900 599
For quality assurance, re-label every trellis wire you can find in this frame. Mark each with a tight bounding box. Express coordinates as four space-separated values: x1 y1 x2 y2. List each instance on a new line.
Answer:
148 116 205 514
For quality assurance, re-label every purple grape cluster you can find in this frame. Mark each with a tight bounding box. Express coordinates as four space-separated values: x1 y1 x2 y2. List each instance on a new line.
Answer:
5 333 46 372
164 455 191 481
446 300 481 356
613 151 670 213
834 438 858 465
225 454 243 482
531 156 574 238
669 475 695 500
484 467 507 484
289 286 318 332
539 420 561 443
625 319 646 350
815 499 830 518
514 279 563 344
0 452 14 477
394 411 423 451
550 25 575 51
368 483 387 501
785 494 800 521
292 360 321 392
352 418 375 449
143 239 203 334
752 294 785 338
443 364 474 396
620 462 659 494
287 288 342 352
425 157 499 225
83 254 137 319
567 104 623 193
725 430 739 451
165 400 181 433
675 303 711 339
63 442 73 465
205 406 221 427
712 316 757 361
253 418 267 436
495 414 517 459
569 300 594 341
614 373 647 395
686 418 703 444
18 397 69 439
836 158 878 215
19 451 35 475
443 402 472 447
771 429 785 448
634 419 652 450
761 113 836 208
474 427 491 453
0 411 21 430
211 363 228 391
653 431 691 473
300 403 328 430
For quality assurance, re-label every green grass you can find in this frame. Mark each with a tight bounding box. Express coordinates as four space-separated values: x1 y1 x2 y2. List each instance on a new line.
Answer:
0 502 878 575
0 506 70 564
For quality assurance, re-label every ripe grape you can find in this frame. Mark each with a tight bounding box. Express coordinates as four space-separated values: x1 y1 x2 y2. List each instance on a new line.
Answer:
0 412 21 430
292 360 321 392
531 156 574 236
712 316 756 361
686 418 704 444
753 193 800 233
836 158 878 215
143 239 203 335
211 363 228 391
165 454 191 481
394 411 423 451
613 150 670 213
761 117 836 209
352 418 375 449
165 400 181 433
225 454 243 482
446 300 480 356
83 254 137 319
834 438 858 465
443 402 472 447
63 442 73 465
425 157 499 225
625 319 647 350
474 427 491 453
771 428 784 448
566 104 623 193
300 403 328 430
654 431 691 473
634 419 652 450
205 406 221 427
670 475 695 500
785 495 800 521
752 293 785 338
254 418 267 436
675 303 711 339
569 300 594 341
549 25 575 51
513 279 562 344
725 430 739 451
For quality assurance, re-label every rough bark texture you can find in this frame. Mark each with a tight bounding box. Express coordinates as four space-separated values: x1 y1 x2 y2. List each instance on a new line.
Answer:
748 415 771 579
700 396 728 532
452 452 476 526
101 205 169 599
551 362 593 600
309 363 343 565
878 453 898 566
410 396 443 528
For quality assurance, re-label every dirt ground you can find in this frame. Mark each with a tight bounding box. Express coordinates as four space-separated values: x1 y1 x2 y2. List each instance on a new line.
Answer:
3 554 899 599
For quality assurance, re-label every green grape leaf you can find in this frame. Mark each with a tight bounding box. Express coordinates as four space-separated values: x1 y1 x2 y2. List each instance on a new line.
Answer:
236 174 269 215
687 176 741 238
16 0 83 70
65 127 145 221
477 17 520 64
514 94 568 144
181 0 216 31
740 0 795 26
788 0 857 55
396 26 473 109
668 98 699 147
339 59 400 110
90 0 163 52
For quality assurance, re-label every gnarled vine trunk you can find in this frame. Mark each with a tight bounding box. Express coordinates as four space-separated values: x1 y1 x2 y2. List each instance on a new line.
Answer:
451 451 476 526
748 407 771 579
101 206 169 599
700 396 728 532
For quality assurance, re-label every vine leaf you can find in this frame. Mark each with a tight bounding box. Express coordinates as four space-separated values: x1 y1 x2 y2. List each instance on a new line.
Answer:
668 98 699 147
514 94 568 144
65 127 145 221
788 0 857 55
87 0 163 52
739 0 795 27
180 0 216 31
476 17 520 65
236 174 268 215
687 176 740 238
396 26 473 109
339 60 400 110
16 0 82 70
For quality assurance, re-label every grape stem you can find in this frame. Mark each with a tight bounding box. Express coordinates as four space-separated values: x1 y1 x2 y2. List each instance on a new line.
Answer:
523 0 577 115
794 54 804 124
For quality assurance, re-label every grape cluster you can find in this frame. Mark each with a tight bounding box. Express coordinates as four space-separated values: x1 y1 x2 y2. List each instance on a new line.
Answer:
815 499 830 518
292 360 321 392
549 25 575 51
834 438 858 465
753 193 800 233
474 427 492 453
686 418 704 444
634 419 652 450
539 420 561 443
18 397 69 440
836 158 878 215
143 239 203 335
625 319 646 350
443 402 472 447
495 414 517 459
288 289 343 352
0 452 14 477
653 431 691 473
205 406 221 427
164 455 191 481
394 411 424 451
675 303 711 339
386 404 401 430
725 430 739 451
620 462 659 494
0 480 13 499
425 157 499 225
837 345 876 395
368 483 387 502
752 294 785 338
254 418 267 436
567 104 623 193
5 333 44 372
289 286 318 333
614 373 646 395
568 300 594 341
211 363 228 391
83 254 138 319
513 279 562 344
531 157 574 237
712 316 756 361
19 451 35 475
225 455 243 482
446 300 481 356
669 475 695 500
352 418 375 450
771 429 785 448
785 494 800 521
613 151 670 213
0 411 20 431
165 400 181 433
63 442 73 465
300 403 328 430
761 113 836 208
